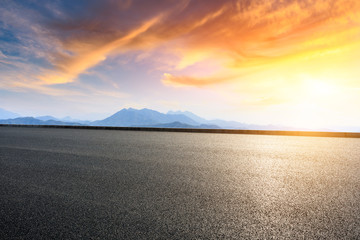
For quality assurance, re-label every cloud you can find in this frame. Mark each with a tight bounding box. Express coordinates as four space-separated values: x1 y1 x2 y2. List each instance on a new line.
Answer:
2 0 360 88
37 0 228 84
162 73 235 87
158 0 360 87
38 15 162 84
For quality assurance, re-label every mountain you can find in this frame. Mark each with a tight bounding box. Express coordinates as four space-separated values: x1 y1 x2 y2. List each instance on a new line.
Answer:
93 108 277 129
36 115 59 121
199 119 247 129
0 117 83 126
198 124 221 129
0 108 20 119
137 121 195 128
167 110 208 124
36 115 91 124
0 117 44 125
167 110 312 130
60 116 91 124
168 110 247 129
93 108 198 127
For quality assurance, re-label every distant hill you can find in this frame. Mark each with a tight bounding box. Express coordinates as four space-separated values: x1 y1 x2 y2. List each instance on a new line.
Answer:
137 121 194 128
197 124 221 129
60 116 91 125
136 121 221 129
36 115 91 125
36 115 59 121
167 110 208 124
167 110 305 130
0 108 20 120
92 108 198 127
0 117 83 126
168 110 247 129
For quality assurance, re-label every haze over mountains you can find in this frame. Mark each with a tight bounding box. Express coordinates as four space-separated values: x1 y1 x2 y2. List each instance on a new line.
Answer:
0 117 84 126
92 108 198 127
0 107 359 132
0 108 223 129
0 108 20 120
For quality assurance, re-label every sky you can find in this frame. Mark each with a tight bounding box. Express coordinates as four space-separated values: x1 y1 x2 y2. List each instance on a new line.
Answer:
0 0 360 129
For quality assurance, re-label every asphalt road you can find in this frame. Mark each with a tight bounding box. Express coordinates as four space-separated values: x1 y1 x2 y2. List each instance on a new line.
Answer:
0 126 359 239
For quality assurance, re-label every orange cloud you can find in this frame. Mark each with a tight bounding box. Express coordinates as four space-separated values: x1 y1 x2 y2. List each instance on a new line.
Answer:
162 73 236 87
160 0 360 87
38 15 162 84
34 0 360 88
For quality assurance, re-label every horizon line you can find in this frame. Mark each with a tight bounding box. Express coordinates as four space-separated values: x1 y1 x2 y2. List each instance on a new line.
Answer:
1 124 360 139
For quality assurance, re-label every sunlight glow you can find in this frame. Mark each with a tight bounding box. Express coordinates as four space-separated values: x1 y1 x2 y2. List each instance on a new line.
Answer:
303 78 337 97
285 76 341 129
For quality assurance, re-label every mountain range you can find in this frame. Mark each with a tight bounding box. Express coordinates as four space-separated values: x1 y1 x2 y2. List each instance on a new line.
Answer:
1 107 359 131
36 115 91 124
0 108 224 129
0 117 83 126
92 108 198 127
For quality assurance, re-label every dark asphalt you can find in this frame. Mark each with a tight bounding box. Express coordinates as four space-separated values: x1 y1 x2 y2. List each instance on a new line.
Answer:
0 126 359 239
